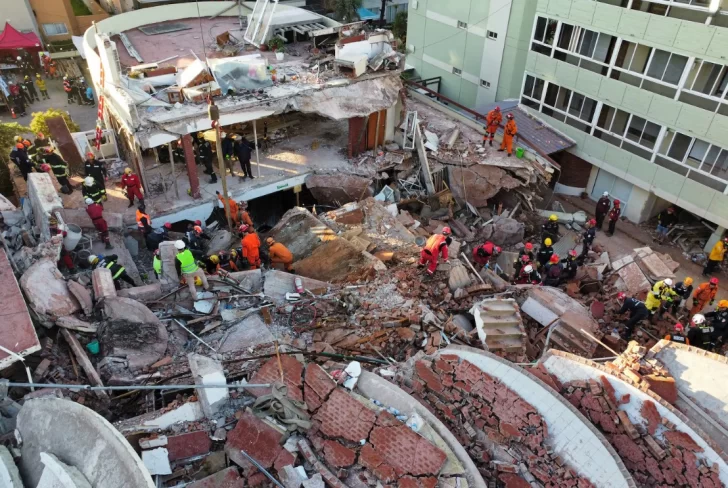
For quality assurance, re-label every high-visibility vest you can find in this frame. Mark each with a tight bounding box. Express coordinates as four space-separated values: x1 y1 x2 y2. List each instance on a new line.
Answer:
424 234 446 254
153 255 162 275
176 250 198 274
136 210 151 228
103 260 125 279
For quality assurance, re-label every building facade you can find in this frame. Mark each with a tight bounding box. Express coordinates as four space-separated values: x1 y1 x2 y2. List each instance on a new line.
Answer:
405 0 538 109
518 0 728 245
0 0 40 37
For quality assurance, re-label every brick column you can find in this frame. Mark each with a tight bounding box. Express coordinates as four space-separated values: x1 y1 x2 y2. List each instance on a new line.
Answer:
182 134 201 199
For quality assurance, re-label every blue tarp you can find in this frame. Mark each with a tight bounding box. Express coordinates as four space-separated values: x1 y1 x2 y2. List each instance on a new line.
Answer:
357 7 379 20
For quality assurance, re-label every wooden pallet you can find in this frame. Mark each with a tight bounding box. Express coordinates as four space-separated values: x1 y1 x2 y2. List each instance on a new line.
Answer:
55 59 83 79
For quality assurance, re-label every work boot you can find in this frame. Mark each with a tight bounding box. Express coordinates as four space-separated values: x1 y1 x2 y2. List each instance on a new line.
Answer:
249 175 255 179
489 140 492 147
497 149 504 152
507 153 512 157
127 200 134 208
209 173 218 184
105 242 113 249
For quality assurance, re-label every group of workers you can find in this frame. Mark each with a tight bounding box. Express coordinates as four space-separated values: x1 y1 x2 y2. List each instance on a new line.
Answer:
482 106 518 157
191 132 257 184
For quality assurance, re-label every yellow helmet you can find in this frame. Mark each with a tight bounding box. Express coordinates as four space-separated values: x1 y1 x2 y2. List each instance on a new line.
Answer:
684 277 693 286
230 248 237 257
719 300 728 309
544 238 552 246
124 167 132 175
549 214 558 222
210 255 220 264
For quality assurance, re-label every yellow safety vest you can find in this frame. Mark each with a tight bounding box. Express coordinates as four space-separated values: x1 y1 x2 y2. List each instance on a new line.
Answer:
105 261 125 279
153 255 162 274
176 250 198 273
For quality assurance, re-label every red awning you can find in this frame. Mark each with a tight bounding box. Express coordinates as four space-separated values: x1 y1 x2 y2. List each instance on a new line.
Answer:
0 22 42 50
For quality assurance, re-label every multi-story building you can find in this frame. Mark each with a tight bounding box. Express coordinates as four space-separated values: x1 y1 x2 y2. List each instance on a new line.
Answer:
405 0 538 109
0 0 108 42
518 0 728 247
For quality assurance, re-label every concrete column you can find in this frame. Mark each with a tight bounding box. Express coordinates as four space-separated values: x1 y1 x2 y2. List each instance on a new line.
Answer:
704 226 726 253
158 241 179 282
182 134 201 199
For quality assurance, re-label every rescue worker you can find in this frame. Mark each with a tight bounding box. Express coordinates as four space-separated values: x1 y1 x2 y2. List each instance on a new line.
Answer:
616 292 650 340
579 219 597 262
687 314 713 351
152 249 162 279
560 249 579 283
690 277 719 315
20 78 33 105
515 264 541 285
240 224 262 270
671 277 694 315
145 222 171 251
203 254 221 275
23 75 39 102
266 237 294 271
196 132 216 183
645 278 675 321
84 152 107 193
703 236 728 276
513 243 535 279
234 135 254 180
41 147 73 194
10 142 33 180
174 240 210 296
704 300 728 350
536 238 554 268
664 323 689 345
497 112 517 157
216 191 239 227
418 227 452 276
89 254 136 289
483 106 502 147
49 217 75 272
34 132 49 148
221 132 235 175
542 214 560 244
186 225 209 253
541 254 562 287
120 167 144 207
82 176 105 203
472 241 501 270
63 76 75 104
85 198 112 249
595 192 611 230
228 248 242 272
607 199 621 236
655 207 677 244
239 201 254 228
136 203 152 235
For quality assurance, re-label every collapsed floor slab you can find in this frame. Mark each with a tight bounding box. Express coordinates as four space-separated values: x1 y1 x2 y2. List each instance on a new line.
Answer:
0 248 40 369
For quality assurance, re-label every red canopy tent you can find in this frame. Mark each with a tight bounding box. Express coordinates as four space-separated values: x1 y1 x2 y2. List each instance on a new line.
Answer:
0 23 42 52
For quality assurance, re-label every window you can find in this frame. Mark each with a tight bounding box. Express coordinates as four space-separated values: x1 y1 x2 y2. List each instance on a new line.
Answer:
42 23 68 36
658 129 728 183
487 31 498 40
457 21 468 29
685 59 728 98
522 75 545 101
480 80 491 88
521 76 597 133
452 67 462 75
533 17 557 46
625 116 659 149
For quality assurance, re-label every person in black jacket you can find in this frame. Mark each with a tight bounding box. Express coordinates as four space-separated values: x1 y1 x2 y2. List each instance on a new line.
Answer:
536 238 554 268
196 132 216 183
42 147 73 193
578 219 597 263
84 152 107 192
671 277 693 315
10 143 33 180
560 249 579 283
221 132 235 175
89 254 137 289
595 191 611 230
541 215 560 244
655 207 677 244
616 292 649 340
541 254 562 287
234 135 255 180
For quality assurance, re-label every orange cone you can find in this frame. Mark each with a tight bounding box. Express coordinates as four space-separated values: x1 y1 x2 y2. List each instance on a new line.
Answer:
10 108 16 119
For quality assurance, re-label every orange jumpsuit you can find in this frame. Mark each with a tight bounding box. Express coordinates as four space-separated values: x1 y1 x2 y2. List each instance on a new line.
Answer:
269 242 293 271
419 234 449 275
690 282 718 315
228 198 239 226
241 210 253 227
241 232 261 269
500 119 518 155
485 110 502 142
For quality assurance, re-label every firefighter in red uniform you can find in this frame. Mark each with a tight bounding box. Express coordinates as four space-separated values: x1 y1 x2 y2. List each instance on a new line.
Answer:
419 227 452 275
85 198 113 249
472 241 501 270
120 167 144 207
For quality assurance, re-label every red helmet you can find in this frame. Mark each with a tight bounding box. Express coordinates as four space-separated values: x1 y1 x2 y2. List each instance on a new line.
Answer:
15 143 23 149
495 106 501 111
36 132 44 138
194 220 202 226
589 219 597 226
193 225 202 234
22 140 30 147
674 323 684 332
494 246 502 254
442 227 452 236
87 152 94 158
164 222 172 230
549 254 559 263
40 163 51 172
617 292 626 301
710 277 719 285
568 249 577 257
613 199 620 205
239 224 249 233
520 254 530 263
524 242 533 251
506 113 514 119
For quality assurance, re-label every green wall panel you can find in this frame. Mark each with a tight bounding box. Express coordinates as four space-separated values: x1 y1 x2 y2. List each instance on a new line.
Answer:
707 193 728 222
537 0 549 13
603 145 632 173
546 0 571 18
420 61 463 102
621 85 652 116
427 0 471 23
679 179 717 209
627 155 658 186
424 30 467 69
674 105 714 138
646 96 681 126
651 168 685 197
616 9 649 39
673 23 714 55
706 28 728 63
592 3 621 33
459 79 479 109
535 54 558 79
554 60 579 87
597 78 625 106
568 0 595 25
406 12 427 60
469 0 490 26
526 51 538 72
706 113 728 143
582 136 608 161
575 69 602 97
642 16 680 47
464 33 485 74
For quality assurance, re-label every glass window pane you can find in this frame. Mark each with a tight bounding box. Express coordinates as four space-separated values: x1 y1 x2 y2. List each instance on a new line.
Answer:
647 50 671 81
699 144 721 169
659 130 675 155
664 54 688 85
578 30 598 58
524 75 535 98
568 93 585 118
625 115 646 143
554 88 571 111
641 122 660 149
668 133 692 161
544 84 559 107
558 24 573 50
580 97 597 122
712 150 728 177
545 20 558 45
534 17 547 42
533 78 545 100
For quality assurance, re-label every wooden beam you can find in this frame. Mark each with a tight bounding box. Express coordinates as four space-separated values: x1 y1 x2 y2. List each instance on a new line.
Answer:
60 329 109 400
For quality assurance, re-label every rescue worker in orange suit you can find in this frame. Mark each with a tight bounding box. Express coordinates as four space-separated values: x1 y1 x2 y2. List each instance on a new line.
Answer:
85 198 113 249
239 201 254 228
607 199 621 236
227 248 242 271
121 167 144 207
266 237 294 271
665 323 689 345
497 113 517 157
472 242 501 270
216 191 239 227
483 106 502 147
136 203 152 236
690 277 719 316
240 224 261 270
419 227 452 276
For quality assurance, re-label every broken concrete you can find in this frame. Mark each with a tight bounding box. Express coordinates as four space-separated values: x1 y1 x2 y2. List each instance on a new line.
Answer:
0 446 22 488
470 298 526 358
485 216 525 246
38 452 93 488
616 262 651 297
188 353 229 417
27 173 63 240
67 279 93 316
17 397 155 487
117 283 163 302
267 207 336 261
217 314 275 353
293 238 375 282
56 316 97 333
305 174 373 206
20 259 80 326
158 240 180 282
206 230 234 256
263 270 331 306
448 165 523 207
225 269 263 293
92 267 117 300
635 251 676 282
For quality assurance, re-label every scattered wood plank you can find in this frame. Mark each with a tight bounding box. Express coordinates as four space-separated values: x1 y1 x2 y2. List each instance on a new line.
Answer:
60 329 109 400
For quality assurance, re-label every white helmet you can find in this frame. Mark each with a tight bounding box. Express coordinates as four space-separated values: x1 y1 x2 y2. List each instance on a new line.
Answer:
603 191 609 196
88 254 98 265
16 56 21 61
174 240 186 250
692 314 705 325
85 198 94 205
524 264 533 273
84 176 95 186
663 278 673 287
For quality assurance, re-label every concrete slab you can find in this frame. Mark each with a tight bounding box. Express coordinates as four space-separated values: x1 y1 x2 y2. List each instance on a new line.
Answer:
27 173 63 240
20 259 81 326
142 402 204 429
142 448 172 475
188 353 229 417
0 446 22 487
92 267 117 300
218 314 275 353
38 452 92 488
616 262 651 296
469 298 526 355
636 252 675 282
226 269 262 292
17 397 155 487
158 240 179 282
59 208 124 231
117 283 163 301
0 248 40 369
263 270 331 306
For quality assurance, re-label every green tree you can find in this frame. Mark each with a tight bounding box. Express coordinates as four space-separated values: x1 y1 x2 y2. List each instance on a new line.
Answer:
325 0 362 22
0 123 30 202
30 108 80 137
392 11 407 42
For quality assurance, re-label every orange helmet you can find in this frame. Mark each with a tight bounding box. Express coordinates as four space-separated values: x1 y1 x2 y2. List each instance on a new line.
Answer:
15 143 24 149
193 225 202 234
22 140 30 147
87 152 94 158
549 254 559 264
